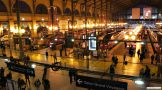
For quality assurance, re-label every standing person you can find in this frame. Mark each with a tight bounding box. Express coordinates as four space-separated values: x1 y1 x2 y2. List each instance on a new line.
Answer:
21 79 26 90
139 68 144 78
123 54 126 62
109 64 115 80
0 67 4 77
140 54 143 63
34 79 41 90
10 56 14 63
72 68 77 81
42 67 47 80
144 65 151 78
155 54 160 65
112 54 115 63
53 53 57 63
43 79 50 90
6 71 14 89
114 56 118 66
23 55 27 65
124 42 127 48
45 51 48 60
6 71 12 80
68 69 73 84
18 78 21 90
1 76 7 89
137 49 140 58
151 54 154 64
25 73 30 86
26 55 30 66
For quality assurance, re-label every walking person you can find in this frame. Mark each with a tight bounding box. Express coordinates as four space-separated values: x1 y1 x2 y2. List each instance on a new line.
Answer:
139 54 143 63
137 49 140 58
45 51 48 59
109 64 115 80
68 69 73 84
21 79 26 90
26 55 30 66
34 79 41 90
0 67 5 78
18 78 21 90
53 53 57 63
123 53 126 62
151 54 154 64
42 67 47 80
124 42 127 48
43 79 50 90
155 54 160 65
144 65 151 78
25 73 30 86
6 71 14 89
139 68 144 78
1 76 7 90
114 56 118 66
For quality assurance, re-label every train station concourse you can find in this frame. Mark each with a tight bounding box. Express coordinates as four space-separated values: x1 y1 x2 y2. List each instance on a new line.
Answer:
0 0 162 90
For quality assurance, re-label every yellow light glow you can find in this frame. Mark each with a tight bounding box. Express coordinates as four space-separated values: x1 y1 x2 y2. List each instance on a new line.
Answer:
69 25 72 29
49 26 52 30
129 32 132 35
34 25 38 30
10 27 15 32
131 36 136 40
54 27 58 30
125 35 129 40
14 29 18 33
20 29 25 33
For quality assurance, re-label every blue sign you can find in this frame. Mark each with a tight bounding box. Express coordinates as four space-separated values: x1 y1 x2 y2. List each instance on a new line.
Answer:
88 37 96 50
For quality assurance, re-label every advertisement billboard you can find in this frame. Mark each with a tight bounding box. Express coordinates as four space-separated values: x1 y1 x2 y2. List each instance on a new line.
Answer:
88 37 96 50
143 8 152 19
132 8 140 19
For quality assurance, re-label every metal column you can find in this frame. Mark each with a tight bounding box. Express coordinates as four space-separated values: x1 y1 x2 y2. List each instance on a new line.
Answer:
50 0 54 33
16 0 24 59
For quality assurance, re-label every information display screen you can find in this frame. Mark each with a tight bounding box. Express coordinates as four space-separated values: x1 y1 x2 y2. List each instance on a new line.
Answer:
132 8 140 19
143 8 152 19
88 37 96 50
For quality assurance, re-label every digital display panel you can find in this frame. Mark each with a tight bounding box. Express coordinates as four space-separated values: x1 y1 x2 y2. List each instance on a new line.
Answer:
88 37 96 50
143 8 152 19
132 8 140 19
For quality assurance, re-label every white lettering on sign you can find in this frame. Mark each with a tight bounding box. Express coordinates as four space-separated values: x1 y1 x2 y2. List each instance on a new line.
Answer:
147 87 161 90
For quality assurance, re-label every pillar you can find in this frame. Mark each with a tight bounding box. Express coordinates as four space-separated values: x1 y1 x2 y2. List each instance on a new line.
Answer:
31 20 37 37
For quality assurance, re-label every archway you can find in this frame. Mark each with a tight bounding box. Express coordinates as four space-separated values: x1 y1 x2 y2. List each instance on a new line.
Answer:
64 8 71 15
74 9 79 16
13 1 32 13
36 4 48 14
56 6 62 15
87 12 91 16
81 11 85 16
0 1 7 12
